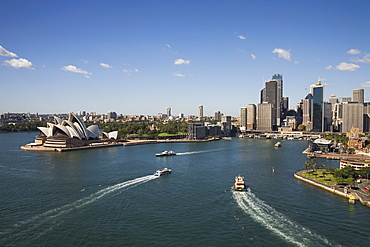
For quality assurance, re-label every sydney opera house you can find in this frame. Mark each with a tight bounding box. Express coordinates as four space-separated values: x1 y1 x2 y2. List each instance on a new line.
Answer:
22 112 118 150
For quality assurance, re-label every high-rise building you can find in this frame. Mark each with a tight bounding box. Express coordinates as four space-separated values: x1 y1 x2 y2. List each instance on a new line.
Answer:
302 93 313 131
166 107 171 117
310 80 324 132
240 107 247 129
260 74 283 129
352 89 364 104
247 104 256 130
342 103 363 132
257 103 273 131
324 102 332 132
215 111 222 121
221 115 232 136
107 111 117 120
198 105 203 119
329 95 339 106
342 97 351 103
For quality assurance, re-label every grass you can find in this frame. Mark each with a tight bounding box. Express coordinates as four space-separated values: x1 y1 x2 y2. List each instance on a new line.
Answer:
301 170 337 186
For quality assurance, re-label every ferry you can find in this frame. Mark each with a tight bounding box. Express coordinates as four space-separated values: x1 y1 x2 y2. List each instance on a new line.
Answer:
154 168 172 176
233 175 246 191
274 142 282 147
156 150 176 157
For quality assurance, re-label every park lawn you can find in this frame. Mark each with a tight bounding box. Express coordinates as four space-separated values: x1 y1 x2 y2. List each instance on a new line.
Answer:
301 170 337 186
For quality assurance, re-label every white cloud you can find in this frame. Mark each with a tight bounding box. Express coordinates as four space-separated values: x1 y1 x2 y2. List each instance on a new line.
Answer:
3 58 34 69
360 81 370 87
165 43 172 49
326 65 335 70
80 59 89 64
336 62 360 71
251 54 256 59
100 63 113 68
61 65 92 76
123 69 139 76
237 35 246 40
272 48 291 61
0 45 18 57
347 49 361 55
174 73 185 77
174 58 190 65
351 53 370 63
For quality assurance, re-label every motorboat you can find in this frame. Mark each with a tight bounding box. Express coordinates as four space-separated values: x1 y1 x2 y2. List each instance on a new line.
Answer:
233 175 246 191
154 168 172 176
274 142 282 147
156 150 176 157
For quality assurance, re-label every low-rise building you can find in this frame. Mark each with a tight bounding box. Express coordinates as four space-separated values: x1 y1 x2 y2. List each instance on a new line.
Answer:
340 158 370 170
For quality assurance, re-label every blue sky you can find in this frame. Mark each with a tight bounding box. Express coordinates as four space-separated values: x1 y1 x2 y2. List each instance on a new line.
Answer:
1 0 370 116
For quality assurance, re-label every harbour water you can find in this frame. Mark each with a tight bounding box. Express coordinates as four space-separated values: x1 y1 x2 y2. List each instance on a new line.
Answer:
1 132 369 246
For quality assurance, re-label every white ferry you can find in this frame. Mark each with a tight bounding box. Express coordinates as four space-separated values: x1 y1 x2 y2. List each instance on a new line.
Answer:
156 150 176 157
233 175 246 191
154 168 172 176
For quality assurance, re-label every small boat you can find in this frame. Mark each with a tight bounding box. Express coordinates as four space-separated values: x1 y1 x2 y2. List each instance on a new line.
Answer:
154 168 172 176
274 142 282 147
233 175 246 191
156 150 176 157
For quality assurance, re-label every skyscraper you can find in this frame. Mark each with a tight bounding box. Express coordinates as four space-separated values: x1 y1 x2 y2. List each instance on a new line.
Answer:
215 111 222 121
310 80 324 132
352 89 364 104
260 74 283 129
257 103 273 131
240 107 247 129
342 102 363 132
198 105 203 119
166 107 171 117
302 93 313 131
247 104 256 130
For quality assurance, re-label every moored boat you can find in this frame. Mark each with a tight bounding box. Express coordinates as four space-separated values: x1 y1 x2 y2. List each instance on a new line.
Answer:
233 175 246 191
154 168 172 176
156 150 176 157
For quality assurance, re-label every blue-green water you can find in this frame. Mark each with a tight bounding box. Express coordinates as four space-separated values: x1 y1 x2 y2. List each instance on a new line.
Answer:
0 132 369 246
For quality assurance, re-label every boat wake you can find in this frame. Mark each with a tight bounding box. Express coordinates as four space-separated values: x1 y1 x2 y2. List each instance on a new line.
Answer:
176 150 210 155
0 175 157 245
232 188 336 247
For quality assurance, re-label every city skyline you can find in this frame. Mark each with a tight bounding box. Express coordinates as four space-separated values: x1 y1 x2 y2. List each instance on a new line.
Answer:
1 1 370 116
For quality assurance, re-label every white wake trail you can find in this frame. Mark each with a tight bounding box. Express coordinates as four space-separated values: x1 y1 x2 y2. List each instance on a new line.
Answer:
233 189 335 247
0 175 157 244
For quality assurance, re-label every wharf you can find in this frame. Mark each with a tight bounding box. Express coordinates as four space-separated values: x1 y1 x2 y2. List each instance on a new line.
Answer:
303 149 367 160
294 170 370 207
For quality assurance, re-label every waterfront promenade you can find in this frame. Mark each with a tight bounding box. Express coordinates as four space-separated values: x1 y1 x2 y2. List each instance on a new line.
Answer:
294 170 370 207
20 138 217 152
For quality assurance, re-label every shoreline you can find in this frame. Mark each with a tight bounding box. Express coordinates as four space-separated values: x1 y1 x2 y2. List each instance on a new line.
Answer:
294 170 370 207
20 138 218 152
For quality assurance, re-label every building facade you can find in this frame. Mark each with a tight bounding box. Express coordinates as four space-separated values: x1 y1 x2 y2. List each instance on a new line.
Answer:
247 104 256 130
342 102 363 133
257 103 273 131
310 80 324 132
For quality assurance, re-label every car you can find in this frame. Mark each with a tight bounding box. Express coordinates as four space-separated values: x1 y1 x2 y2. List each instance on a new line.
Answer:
364 187 369 192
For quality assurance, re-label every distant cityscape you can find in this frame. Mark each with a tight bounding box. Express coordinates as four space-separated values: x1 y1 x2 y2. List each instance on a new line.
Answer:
1 73 368 139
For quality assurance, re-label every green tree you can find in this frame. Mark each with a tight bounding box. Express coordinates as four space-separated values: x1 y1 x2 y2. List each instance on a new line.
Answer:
304 161 312 172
